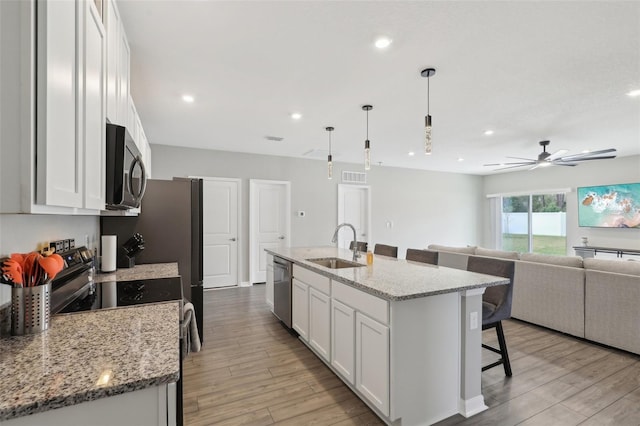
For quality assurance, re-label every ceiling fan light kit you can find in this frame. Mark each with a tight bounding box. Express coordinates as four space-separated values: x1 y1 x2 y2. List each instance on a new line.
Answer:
362 105 373 170
421 67 436 155
484 140 617 171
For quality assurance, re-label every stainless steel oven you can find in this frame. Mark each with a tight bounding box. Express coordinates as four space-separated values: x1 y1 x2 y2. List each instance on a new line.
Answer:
273 257 292 328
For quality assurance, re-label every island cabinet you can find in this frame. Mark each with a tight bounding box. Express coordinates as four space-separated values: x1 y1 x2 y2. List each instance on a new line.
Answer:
292 265 331 362
290 263 462 425
332 281 390 416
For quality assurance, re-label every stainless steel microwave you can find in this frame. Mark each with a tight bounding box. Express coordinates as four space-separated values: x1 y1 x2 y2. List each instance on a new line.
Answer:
105 123 147 210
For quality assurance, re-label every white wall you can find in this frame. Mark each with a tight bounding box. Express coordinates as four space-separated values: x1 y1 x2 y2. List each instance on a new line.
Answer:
0 214 100 256
151 145 484 282
483 155 640 253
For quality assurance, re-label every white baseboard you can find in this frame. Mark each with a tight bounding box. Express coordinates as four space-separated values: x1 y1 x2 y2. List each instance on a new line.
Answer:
458 396 488 418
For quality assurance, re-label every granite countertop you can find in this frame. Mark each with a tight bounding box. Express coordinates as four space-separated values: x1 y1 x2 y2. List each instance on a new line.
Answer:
94 262 179 283
267 246 510 301
0 302 180 421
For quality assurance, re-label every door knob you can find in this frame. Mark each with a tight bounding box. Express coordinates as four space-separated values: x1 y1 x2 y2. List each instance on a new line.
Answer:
278 236 285 240
229 237 236 241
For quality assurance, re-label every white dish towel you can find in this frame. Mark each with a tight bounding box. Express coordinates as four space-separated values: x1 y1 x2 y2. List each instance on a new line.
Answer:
183 302 201 354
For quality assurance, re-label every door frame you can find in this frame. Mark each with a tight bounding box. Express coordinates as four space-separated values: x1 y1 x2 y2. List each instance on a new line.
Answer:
249 179 291 285
192 176 242 289
337 184 372 248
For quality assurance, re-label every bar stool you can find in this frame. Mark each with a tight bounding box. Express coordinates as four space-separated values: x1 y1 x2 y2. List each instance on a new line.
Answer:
349 241 368 253
405 248 439 265
466 255 515 376
374 244 398 258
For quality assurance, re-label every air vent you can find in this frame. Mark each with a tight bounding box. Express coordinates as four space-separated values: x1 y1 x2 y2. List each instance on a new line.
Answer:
265 135 284 142
342 171 367 184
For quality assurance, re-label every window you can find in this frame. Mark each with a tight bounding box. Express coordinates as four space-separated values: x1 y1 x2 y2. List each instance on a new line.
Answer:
501 193 566 255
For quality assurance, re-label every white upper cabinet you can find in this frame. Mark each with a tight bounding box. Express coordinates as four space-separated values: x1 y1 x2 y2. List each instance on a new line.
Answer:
36 0 83 208
104 0 129 126
0 0 143 215
105 0 120 123
83 0 106 210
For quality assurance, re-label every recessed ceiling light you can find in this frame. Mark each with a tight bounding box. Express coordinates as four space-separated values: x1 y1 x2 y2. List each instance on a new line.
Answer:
457 158 465 162
182 94 194 103
484 130 494 136
374 37 392 49
291 112 302 120
408 151 415 156
627 89 640 97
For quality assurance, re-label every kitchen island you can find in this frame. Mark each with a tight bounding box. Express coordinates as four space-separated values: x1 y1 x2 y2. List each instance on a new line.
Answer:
266 247 510 426
0 302 180 425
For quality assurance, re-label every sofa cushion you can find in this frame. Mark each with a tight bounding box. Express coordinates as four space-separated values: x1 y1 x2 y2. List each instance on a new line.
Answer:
475 247 520 260
427 244 476 255
583 258 640 276
520 252 583 268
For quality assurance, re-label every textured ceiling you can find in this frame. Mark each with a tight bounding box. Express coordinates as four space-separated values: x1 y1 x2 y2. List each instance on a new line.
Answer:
119 1 640 175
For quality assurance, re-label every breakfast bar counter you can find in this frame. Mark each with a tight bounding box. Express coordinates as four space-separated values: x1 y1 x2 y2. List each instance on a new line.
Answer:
266 246 508 299
0 302 180 423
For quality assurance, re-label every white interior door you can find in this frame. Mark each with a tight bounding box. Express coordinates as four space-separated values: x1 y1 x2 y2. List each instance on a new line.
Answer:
202 178 240 288
338 185 371 249
250 180 291 284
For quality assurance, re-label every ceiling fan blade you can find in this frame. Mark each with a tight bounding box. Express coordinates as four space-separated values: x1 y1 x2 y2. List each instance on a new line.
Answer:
553 162 578 167
557 149 617 161
484 161 534 167
493 164 531 171
548 149 569 161
555 155 617 163
506 156 536 162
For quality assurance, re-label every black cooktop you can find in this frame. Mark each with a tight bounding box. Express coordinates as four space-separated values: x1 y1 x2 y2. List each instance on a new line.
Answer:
59 277 183 313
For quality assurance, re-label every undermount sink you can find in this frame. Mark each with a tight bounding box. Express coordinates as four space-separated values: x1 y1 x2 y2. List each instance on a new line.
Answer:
306 257 365 269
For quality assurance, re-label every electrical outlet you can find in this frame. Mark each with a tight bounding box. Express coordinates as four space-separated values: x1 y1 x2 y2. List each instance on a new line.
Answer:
470 311 478 330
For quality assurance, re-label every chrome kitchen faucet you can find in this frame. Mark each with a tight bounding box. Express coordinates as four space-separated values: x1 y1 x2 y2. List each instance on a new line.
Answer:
331 223 360 261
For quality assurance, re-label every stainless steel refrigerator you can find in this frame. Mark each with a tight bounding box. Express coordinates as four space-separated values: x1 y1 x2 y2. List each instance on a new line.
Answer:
101 178 204 344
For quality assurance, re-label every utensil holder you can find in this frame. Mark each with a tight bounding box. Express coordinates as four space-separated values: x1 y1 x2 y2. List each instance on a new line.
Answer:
11 282 51 335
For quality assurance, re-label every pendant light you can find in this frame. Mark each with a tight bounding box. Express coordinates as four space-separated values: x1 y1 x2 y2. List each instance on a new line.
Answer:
421 68 436 155
326 126 334 179
362 105 373 170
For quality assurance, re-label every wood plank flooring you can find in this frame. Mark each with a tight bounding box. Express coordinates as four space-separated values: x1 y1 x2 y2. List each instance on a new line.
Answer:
183 285 640 425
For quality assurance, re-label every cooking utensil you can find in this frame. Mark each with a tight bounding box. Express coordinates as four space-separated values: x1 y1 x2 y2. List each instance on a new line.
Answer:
39 254 64 281
1 258 24 287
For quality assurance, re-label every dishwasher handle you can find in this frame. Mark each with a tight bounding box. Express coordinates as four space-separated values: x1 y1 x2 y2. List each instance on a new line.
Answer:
273 257 291 271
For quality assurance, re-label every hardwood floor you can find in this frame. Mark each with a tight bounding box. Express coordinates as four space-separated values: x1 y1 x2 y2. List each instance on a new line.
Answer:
183 285 640 425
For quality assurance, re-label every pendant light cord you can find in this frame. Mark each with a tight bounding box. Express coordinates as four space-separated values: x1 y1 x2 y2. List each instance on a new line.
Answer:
366 109 369 139
427 76 430 116
329 131 332 154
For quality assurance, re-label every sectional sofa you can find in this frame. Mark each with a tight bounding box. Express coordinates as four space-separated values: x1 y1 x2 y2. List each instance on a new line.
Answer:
426 244 640 355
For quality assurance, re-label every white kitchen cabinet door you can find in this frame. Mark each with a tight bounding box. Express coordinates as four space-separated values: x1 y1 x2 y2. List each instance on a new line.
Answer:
36 0 83 208
292 278 309 341
118 24 130 126
331 299 355 385
266 255 274 311
308 288 331 362
82 0 106 210
356 312 390 417
104 0 120 124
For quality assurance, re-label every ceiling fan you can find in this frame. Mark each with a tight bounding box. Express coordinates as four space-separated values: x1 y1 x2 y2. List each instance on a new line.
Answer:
484 140 617 171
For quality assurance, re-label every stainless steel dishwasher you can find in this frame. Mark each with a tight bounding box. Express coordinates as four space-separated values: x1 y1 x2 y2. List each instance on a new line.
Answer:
273 256 292 328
